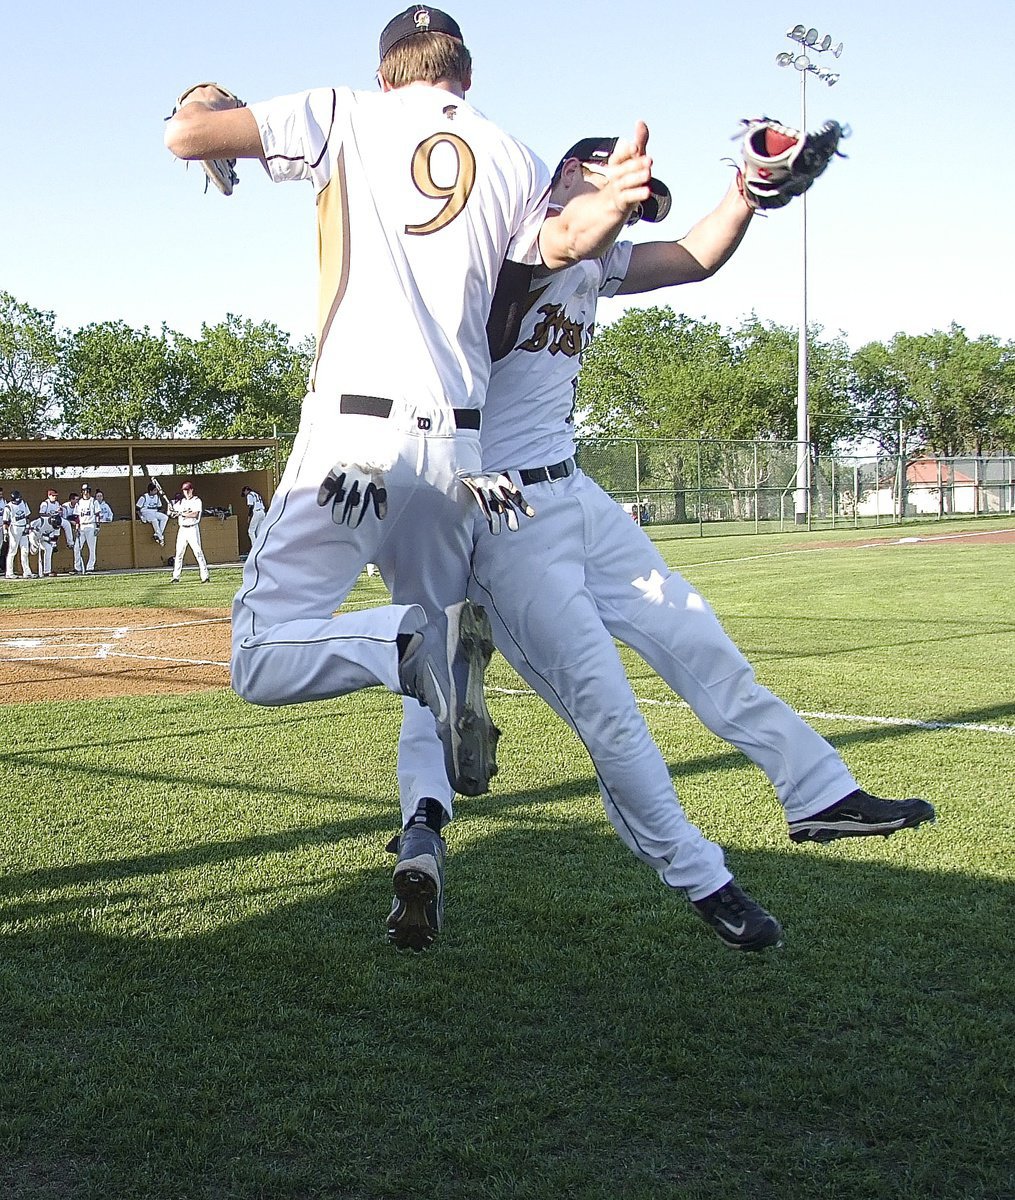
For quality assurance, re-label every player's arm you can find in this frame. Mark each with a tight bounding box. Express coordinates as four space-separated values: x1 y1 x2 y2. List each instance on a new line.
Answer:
617 177 754 294
538 122 653 270
164 88 263 162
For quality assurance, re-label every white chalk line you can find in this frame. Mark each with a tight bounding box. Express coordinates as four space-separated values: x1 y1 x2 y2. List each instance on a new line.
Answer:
5 618 228 634
488 685 1015 737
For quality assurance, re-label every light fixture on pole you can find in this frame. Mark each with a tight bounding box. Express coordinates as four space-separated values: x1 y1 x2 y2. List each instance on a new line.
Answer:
777 23 843 525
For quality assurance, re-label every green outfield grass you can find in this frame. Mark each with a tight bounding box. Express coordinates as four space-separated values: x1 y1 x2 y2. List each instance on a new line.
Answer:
1 518 1013 1199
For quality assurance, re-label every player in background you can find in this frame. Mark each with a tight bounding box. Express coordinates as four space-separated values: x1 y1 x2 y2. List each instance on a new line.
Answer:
163 6 653 842
29 514 61 578
60 492 81 568
136 482 169 546
95 491 114 524
3 490 32 579
241 485 266 548
394 137 934 952
75 484 100 573
170 481 210 583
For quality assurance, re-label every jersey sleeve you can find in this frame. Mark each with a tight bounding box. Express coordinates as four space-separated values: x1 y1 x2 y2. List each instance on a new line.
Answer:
598 240 634 298
503 151 553 268
249 88 344 189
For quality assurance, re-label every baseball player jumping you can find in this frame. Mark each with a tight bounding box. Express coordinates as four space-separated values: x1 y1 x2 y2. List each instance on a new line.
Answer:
164 4 656 942
395 136 934 952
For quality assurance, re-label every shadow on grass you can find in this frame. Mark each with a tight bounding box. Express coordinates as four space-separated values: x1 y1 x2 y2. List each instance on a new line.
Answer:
1 810 1011 1200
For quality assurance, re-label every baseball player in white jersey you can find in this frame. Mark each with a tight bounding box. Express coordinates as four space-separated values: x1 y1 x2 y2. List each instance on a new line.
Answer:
241 486 266 548
59 493 81 567
38 490 64 573
170 481 210 582
29 514 62 577
3 491 32 579
396 137 935 952
136 482 169 545
95 491 114 524
164 5 654 943
75 484 100 572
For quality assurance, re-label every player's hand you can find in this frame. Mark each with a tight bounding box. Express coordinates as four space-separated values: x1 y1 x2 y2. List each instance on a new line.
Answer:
602 121 653 225
317 463 388 527
459 473 536 535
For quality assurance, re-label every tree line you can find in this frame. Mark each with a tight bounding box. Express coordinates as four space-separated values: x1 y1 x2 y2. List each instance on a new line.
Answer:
578 308 1015 457
0 291 312 443
3 290 1013 458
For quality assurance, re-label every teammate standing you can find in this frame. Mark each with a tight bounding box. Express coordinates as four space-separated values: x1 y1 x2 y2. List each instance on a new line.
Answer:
170 481 210 583
75 484 100 573
163 6 653 828
3 490 32 579
240 485 266 549
394 137 935 952
136 482 169 546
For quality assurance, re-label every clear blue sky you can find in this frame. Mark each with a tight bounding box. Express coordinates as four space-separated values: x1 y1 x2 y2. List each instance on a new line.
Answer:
3 0 1011 350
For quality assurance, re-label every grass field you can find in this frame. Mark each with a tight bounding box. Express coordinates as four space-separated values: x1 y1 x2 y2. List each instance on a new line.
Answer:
2 519 1013 1199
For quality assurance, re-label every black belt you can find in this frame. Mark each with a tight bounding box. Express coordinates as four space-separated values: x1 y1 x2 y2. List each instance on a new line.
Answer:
518 458 575 486
340 394 480 431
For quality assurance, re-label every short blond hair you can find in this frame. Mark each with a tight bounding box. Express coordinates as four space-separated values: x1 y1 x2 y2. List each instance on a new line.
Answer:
378 32 472 88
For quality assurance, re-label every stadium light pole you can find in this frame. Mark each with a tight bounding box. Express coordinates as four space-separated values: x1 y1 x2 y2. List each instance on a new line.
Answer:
777 25 843 524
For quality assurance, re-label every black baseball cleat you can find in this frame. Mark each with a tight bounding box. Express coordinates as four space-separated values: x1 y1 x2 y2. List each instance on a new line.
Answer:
691 881 784 952
386 825 446 951
788 789 936 844
398 600 500 796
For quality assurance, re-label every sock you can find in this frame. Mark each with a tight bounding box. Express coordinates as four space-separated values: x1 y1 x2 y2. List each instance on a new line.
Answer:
407 797 448 833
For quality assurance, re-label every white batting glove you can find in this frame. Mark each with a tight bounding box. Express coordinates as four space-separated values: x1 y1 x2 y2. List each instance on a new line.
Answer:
459 473 536 534
317 463 388 527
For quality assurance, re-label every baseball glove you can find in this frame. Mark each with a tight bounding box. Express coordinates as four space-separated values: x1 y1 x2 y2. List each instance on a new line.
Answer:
174 82 246 196
738 118 845 210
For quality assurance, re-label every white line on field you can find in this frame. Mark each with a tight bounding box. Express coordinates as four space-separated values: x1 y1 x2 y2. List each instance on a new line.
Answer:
489 686 1015 736
5 618 228 634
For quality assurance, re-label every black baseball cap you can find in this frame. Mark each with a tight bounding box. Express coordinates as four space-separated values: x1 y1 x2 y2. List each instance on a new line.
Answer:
379 6 463 60
555 137 672 224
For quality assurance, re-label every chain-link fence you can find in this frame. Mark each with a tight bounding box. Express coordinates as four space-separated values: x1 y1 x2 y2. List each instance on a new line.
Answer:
575 437 1015 536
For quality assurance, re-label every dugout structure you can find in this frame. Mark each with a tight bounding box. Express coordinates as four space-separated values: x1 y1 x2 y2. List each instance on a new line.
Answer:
0 437 279 568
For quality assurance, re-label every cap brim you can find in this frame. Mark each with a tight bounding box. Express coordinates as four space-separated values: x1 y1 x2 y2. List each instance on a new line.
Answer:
639 177 671 223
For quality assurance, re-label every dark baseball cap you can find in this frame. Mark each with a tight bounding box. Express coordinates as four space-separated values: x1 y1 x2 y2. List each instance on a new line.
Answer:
379 6 463 60
555 137 672 224
81 482 91 491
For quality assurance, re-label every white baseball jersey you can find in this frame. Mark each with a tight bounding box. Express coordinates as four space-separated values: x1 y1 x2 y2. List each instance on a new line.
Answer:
246 490 265 514
77 496 99 528
480 241 633 472
250 86 550 413
137 492 164 512
39 499 62 520
175 496 203 527
4 499 30 530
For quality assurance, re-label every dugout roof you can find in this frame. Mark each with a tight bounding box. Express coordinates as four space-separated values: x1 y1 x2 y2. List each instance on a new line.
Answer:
0 437 278 472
